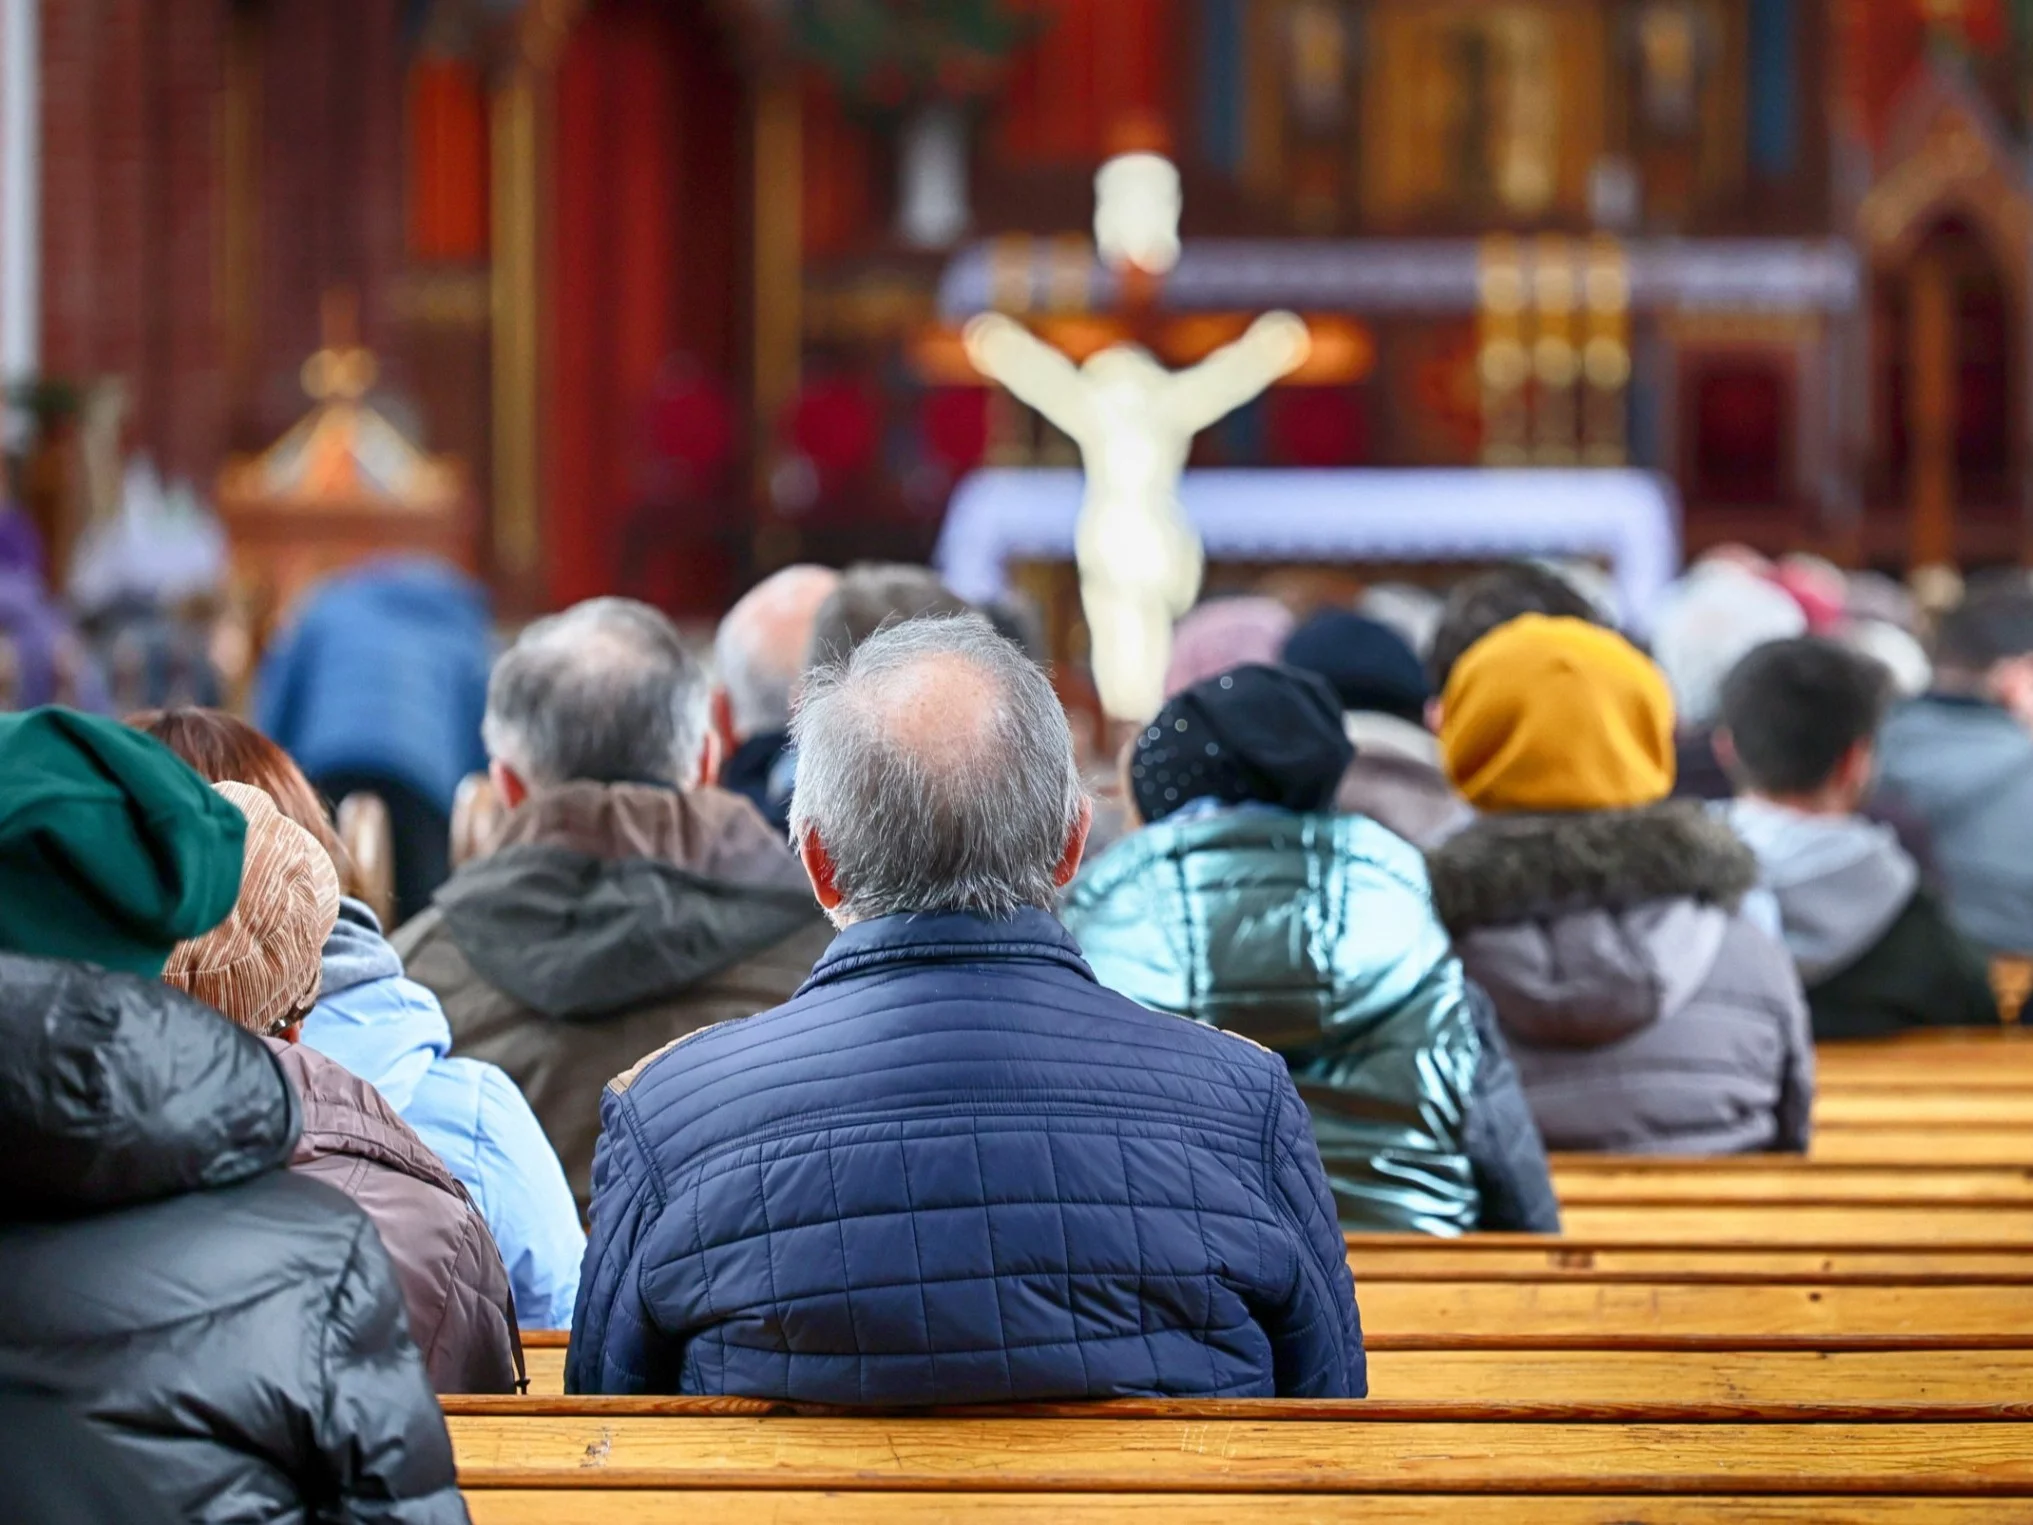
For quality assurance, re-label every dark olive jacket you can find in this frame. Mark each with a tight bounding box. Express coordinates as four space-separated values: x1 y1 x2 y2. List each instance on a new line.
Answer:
1062 809 1557 1235
395 781 830 1207
0 955 465 1525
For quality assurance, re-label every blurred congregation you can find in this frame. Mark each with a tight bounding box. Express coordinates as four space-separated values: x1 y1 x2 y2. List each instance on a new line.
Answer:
12 0 2033 1518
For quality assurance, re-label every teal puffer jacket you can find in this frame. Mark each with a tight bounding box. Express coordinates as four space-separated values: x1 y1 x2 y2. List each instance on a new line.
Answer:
1063 809 1482 1235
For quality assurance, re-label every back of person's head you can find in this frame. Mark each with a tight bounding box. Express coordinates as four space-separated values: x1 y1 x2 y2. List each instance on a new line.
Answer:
128 707 358 895
164 781 340 1036
1427 563 1606 692
1932 587 2033 683
484 597 707 790
1131 664 1353 825
1440 614 1675 815
1718 638 1891 800
1649 562 1809 728
0 707 246 976
712 565 840 741
1163 597 1296 698
791 615 1084 924
805 563 969 670
1282 610 1429 724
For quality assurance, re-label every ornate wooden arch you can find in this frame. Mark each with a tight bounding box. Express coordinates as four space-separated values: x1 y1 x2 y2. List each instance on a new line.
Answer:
1857 66 2032 290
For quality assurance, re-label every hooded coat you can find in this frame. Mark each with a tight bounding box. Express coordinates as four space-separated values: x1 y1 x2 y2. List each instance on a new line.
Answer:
1876 694 2033 955
394 781 832 1206
0 955 465 1525
268 1040 521 1394
1426 803 1815 1155
1721 799 1997 1040
1062 809 1556 1235
304 898 585 1329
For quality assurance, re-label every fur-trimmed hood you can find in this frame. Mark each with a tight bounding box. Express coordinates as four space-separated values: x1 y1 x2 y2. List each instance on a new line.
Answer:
1425 803 1761 1049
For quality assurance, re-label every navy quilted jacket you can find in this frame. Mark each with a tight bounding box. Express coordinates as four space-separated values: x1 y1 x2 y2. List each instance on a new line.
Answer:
567 909 1366 1403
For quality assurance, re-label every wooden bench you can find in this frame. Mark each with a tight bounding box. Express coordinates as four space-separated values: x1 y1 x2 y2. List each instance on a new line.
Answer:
448 1408 2033 1520
503 1344 2033 1406
1548 1162 2033 1204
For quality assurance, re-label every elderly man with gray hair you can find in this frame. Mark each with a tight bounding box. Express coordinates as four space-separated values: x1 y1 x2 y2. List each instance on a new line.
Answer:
571 615 1365 1404
710 564 839 833
395 598 830 1208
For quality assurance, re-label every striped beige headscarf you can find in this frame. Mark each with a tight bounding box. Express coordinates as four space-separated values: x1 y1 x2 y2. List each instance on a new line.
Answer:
164 780 340 1035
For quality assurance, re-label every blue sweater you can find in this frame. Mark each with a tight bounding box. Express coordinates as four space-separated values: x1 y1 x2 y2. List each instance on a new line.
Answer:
568 908 1365 1402
303 902 584 1328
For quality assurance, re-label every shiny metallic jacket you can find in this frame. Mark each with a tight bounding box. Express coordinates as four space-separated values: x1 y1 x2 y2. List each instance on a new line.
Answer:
1063 809 1484 1235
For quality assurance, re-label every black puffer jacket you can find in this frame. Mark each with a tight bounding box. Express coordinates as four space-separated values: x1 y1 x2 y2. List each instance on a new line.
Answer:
0 955 468 1525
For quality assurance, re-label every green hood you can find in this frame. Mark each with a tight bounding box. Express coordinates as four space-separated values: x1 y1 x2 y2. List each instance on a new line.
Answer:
1063 809 1481 1235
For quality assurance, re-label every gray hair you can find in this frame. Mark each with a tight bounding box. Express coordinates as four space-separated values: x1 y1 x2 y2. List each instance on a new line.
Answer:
483 597 707 788
712 565 839 738
790 615 1084 923
805 562 970 670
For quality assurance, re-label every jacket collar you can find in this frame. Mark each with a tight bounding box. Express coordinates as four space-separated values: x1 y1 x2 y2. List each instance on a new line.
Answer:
798 907 1097 994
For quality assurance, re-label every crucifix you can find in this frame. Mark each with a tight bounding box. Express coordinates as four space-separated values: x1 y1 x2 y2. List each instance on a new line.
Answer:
964 152 1311 722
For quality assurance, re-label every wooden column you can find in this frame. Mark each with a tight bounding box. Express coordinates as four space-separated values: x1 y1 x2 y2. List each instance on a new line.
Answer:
490 62 540 590
1909 252 1958 568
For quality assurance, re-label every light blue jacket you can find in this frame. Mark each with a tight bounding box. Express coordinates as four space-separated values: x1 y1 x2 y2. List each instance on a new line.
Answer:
303 900 584 1329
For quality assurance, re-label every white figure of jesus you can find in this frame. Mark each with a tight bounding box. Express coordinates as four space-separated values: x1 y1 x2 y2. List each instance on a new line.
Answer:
963 308 1311 722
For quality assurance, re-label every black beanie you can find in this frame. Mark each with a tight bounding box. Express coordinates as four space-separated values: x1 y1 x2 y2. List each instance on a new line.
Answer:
1131 664 1354 825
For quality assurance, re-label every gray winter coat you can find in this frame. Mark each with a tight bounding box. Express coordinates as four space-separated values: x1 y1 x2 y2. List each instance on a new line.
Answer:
1876 695 2033 954
1426 803 1815 1156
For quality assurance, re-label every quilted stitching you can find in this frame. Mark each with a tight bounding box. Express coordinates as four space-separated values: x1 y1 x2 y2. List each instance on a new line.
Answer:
569 910 1366 1403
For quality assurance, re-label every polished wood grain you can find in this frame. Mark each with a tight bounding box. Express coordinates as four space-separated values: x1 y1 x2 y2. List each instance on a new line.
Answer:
1555 1204 2033 1242
447 1416 2033 1493
1810 1129 2033 1166
1550 1166 2033 1204
462 1493 2031 1523
1816 1095 2033 1127
506 1347 2033 1404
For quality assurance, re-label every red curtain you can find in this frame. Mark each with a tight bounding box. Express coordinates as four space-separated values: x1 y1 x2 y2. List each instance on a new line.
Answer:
999 0 1167 164
407 56 489 262
547 0 745 612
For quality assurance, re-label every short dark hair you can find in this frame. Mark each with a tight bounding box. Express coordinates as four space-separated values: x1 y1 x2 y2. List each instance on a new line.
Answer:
1719 637 1891 795
1428 564 1605 690
1934 588 2033 676
806 563 970 669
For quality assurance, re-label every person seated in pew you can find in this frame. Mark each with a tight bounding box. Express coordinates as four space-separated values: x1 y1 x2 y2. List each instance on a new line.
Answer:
165 780 520 1395
708 564 840 835
0 708 465 1524
1061 663 1558 1236
1425 616 1816 1155
395 598 833 1211
1716 638 1998 1040
130 707 586 1331
1876 586 2033 957
571 617 1365 1402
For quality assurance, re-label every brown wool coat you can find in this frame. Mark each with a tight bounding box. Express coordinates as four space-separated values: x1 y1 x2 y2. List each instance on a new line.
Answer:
267 1040 520 1394
394 782 832 1208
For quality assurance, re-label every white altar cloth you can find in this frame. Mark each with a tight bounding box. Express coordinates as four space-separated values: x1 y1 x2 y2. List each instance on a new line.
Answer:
934 468 1682 631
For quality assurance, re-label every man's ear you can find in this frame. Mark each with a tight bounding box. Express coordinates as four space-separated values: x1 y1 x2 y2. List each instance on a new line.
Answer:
1424 697 1445 736
489 759 530 811
708 688 739 763
1711 726 1741 783
798 829 846 913
694 727 724 789
1053 798 1095 889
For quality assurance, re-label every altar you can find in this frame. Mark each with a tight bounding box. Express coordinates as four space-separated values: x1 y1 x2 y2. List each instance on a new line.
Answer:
935 466 1682 634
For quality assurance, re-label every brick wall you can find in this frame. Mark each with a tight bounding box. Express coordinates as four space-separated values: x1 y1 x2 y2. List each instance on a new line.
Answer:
40 0 226 485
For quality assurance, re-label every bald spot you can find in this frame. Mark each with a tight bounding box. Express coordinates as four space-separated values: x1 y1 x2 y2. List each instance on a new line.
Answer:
716 565 840 733
849 649 1002 775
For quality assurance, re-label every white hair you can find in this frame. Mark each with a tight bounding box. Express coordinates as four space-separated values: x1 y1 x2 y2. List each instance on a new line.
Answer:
712 565 839 738
1651 563 1809 727
483 598 707 788
789 616 1084 925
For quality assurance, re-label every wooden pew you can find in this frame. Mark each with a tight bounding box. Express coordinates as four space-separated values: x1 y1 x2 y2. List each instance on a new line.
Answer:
1554 1203 2033 1242
1811 1129 2033 1165
1807 1095 2033 1128
1548 1162 2033 1204
464 1497 2031 1524
506 1344 2033 1406
448 1410 2033 1515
